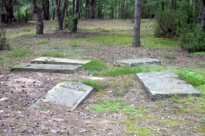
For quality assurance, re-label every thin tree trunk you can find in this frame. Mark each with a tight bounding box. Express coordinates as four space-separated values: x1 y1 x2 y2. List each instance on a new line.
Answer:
72 0 79 32
89 0 96 19
42 0 50 20
133 0 141 47
202 0 205 32
32 0 44 34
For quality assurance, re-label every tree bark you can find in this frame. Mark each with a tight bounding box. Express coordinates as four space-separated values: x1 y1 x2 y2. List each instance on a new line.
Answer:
2 0 16 23
89 0 96 19
54 0 68 30
72 0 79 32
41 0 50 20
133 0 141 47
202 0 205 32
32 0 44 34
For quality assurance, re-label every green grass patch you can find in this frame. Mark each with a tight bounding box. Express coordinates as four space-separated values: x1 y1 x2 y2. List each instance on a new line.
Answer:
53 46 61 50
187 53 193 58
164 55 176 59
124 126 155 136
113 90 127 96
22 28 31 32
7 31 35 39
0 55 11 63
196 127 205 133
69 43 80 47
83 60 107 71
38 40 49 45
177 72 205 87
162 119 184 127
12 50 29 57
82 80 103 90
195 52 205 56
42 52 65 58
90 99 138 115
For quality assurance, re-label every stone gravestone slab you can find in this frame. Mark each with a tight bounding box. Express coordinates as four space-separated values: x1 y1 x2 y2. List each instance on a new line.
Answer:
11 63 81 73
137 72 201 100
35 82 94 111
31 57 91 65
115 58 161 67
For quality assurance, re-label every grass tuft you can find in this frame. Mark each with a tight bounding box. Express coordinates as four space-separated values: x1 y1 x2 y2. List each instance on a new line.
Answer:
195 52 205 56
69 43 80 47
82 80 103 90
38 40 49 45
164 55 176 59
42 52 65 58
22 28 31 32
83 60 107 71
12 50 29 57
90 99 138 115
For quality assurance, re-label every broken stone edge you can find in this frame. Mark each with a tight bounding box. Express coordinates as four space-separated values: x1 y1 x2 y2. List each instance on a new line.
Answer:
136 72 201 101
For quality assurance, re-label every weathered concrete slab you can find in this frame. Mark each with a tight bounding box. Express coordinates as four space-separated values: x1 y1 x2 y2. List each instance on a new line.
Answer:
11 63 82 73
115 58 161 67
35 82 94 111
31 57 91 65
137 72 201 100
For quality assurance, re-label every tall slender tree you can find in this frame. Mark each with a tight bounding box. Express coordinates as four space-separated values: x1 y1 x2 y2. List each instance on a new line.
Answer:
133 0 141 47
32 0 44 34
41 0 50 20
201 0 205 32
54 0 68 30
72 0 80 32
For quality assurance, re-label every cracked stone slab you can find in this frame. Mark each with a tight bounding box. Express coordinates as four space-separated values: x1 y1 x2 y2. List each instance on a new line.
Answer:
137 72 201 100
31 57 91 65
33 82 94 111
11 63 82 73
115 58 161 67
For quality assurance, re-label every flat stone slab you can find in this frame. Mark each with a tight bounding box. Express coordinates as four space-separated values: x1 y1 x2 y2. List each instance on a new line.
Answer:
31 57 91 65
35 82 94 111
137 72 201 100
11 63 81 73
115 58 161 67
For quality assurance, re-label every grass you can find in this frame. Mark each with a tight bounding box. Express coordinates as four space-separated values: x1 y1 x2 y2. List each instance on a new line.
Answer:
38 40 49 45
7 31 35 39
124 126 155 136
0 55 11 63
22 28 31 32
82 60 107 71
82 80 103 90
12 50 29 57
164 55 176 59
53 46 61 50
42 52 65 58
177 72 205 87
113 90 127 96
162 119 184 127
90 99 138 115
195 52 205 56
69 43 80 47
196 127 205 133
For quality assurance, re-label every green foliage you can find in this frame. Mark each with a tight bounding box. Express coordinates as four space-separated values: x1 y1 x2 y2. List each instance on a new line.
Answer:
180 26 205 52
14 4 33 23
82 81 103 90
69 43 80 47
64 15 78 32
22 28 31 32
38 40 49 45
0 29 9 50
42 52 65 58
90 99 138 115
195 52 205 56
12 50 29 57
82 60 107 71
177 72 205 87
164 55 176 59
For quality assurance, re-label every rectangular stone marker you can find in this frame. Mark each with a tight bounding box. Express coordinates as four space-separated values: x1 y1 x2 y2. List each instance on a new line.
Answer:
137 72 201 100
115 58 161 67
11 63 82 73
36 82 94 111
31 57 91 65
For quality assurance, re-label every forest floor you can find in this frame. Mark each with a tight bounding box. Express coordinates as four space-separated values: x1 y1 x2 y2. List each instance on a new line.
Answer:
0 19 205 136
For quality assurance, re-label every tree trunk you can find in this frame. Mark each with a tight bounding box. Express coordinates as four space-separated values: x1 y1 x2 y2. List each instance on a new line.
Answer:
202 0 205 32
32 0 44 34
54 0 68 30
133 0 141 47
42 0 50 20
3 0 16 23
72 0 79 32
171 0 177 10
89 0 96 19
